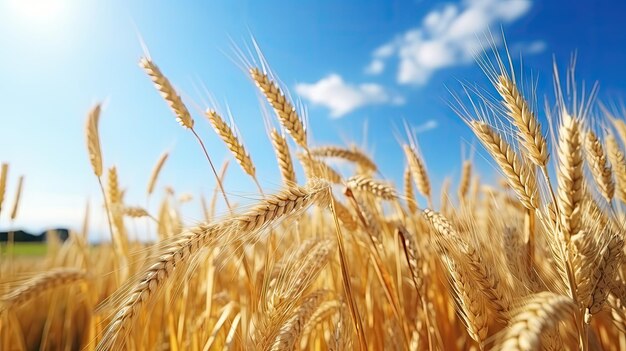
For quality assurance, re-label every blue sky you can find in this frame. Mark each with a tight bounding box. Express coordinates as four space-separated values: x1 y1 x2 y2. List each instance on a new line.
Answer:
1 0 626 236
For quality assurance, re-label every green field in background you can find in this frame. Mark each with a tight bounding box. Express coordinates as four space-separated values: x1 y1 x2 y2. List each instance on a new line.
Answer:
1 243 47 256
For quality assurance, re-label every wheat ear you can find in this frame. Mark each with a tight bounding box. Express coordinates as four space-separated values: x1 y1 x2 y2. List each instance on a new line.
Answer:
346 175 397 200
206 109 256 178
107 166 122 206
300 300 342 346
496 75 549 166
556 113 584 241
9 175 23 221
270 129 297 185
588 234 623 315
0 163 7 217
147 152 169 196
570 230 598 309
404 166 418 213
497 292 575 351
259 241 333 349
0 268 86 312
449 236 511 320
269 239 333 310
139 57 194 129
397 225 424 297
609 115 626 146
98 180 330 350
458 160 472 203
309 146 377 172
85 104 103 177
469 121 539 210
606 134 626 204
250 67 307 147
425 209 511 319
403 144 432 206
446 259 489 347
422 208 457 238
331 195 357 231
238 179 331 232
585 130 614 202
297 153 342 184
84 104 117 280
269 291 328 351
123 206 151 218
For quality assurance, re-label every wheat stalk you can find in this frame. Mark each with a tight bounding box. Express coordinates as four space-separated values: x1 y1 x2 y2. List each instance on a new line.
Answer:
98 180 330 350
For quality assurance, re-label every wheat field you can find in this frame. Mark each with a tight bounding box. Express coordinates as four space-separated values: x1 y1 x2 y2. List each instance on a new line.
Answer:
1 45 626 351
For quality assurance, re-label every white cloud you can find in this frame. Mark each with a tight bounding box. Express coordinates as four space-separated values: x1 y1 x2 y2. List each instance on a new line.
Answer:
510 40 547 55
295 74 405 118
365 59 385 75
415 119 438 134
366 0 541 85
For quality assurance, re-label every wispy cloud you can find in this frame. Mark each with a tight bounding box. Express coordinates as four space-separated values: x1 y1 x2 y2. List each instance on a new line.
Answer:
509 40 546 55
295 74 405 118
414 119 438 134
367 0 540 85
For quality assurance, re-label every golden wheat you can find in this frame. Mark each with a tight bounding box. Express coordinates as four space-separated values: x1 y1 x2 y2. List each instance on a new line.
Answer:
6 40 626 351
309 146 377 173
496 75 549 167
250 67 307 147
206 109 256 178
147 152 169 196
270 128 297 185
85 104 103 177
140 57 194 129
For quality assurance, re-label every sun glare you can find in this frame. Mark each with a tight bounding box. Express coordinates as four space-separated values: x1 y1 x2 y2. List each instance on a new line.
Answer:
7 0 67 25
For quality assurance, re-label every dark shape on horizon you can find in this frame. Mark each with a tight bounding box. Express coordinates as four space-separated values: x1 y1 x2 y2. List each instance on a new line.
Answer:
0 229 69 242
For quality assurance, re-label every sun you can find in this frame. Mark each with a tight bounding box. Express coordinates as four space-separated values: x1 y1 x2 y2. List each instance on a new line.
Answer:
7 0 67 25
